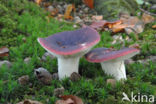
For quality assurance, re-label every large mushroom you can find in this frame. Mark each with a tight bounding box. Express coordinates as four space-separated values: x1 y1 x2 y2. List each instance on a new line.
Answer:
38 27 100 79
85 47 140 80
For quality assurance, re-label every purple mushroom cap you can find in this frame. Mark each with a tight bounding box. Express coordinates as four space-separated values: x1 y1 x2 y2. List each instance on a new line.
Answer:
38 27 100 55
85 47 140 63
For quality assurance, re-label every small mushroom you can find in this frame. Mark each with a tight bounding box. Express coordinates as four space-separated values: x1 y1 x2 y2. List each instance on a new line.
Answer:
38 27 100 79
85 47 140 80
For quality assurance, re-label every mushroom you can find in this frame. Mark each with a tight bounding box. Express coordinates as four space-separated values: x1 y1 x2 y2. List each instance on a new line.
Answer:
85 47 140 80
38 27 100 79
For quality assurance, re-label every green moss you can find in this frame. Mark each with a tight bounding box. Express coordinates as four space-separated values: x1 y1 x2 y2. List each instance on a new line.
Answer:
0 0 47 47
0 0 156 104
0 3 18 47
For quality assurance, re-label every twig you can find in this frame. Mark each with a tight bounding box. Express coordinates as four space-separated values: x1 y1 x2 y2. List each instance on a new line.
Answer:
139 8 156 16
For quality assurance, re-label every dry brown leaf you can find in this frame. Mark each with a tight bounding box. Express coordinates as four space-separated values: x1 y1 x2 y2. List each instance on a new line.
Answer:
142 13 155 24
92 15 103 21
55 98 74 104
111 24 128 33
0 47 9 57
125 22 144 34
55 95 84 104
120 16 144 34
90 20 107 29
106 20 122 29
60 95 84 104
17 99 43 104
152 25 156 29
90 13 145 34
83 0 94 9
64 4 75 20
35 0 42 5
90 20 123 32
122 17 140 26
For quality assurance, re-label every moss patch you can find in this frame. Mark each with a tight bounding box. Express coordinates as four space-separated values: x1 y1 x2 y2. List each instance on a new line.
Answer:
0 0 156 104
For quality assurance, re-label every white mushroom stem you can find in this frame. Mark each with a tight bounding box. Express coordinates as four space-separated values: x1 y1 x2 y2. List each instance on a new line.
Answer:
101 61 127 80
58 57 80 80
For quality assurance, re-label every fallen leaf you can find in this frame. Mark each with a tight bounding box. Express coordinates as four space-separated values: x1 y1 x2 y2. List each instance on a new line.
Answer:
124 22 144 34
90 20 107 29
0 47 9 57
61 95 84 104
55 95 84 104
152 25 156 29
111 24 128 33
142 13 155 24
92 15 103 21
55 99 74 104
64 4 75 20
120 16 139 25
83 0 94 9
35 0 42 5
17 99 43 104
90 20 123 32
89 12 146 34
120 15 144 34
105 20 122 29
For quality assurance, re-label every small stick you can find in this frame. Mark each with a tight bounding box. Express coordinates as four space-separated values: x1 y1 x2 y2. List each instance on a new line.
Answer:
139 8 156 16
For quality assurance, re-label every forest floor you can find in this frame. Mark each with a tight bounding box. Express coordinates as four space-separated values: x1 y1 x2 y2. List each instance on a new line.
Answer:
0 0 156 104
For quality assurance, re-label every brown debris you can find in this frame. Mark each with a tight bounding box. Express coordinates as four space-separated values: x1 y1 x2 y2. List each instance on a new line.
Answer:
18 75 29 85
53 87 65 97
0 47 9 57
17 99 43 104
92 15 103 21
152 25 156 29
34 67 52 85
70 72 81 82
90 20 107 30
55 95 84 104
142 13 155 24
55 98 74 104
